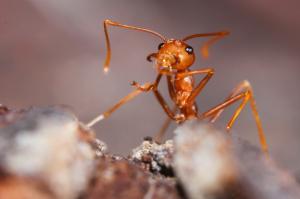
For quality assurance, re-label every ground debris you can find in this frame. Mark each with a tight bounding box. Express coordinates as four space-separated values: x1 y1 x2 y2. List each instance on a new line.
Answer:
130 137 174 176
0 106 99 199
86 155 181 199
174 120 300 199
0 105 300 199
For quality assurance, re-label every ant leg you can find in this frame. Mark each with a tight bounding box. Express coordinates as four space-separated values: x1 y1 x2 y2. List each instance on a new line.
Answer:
210 80 252 123
167 75 176 101
152 76 177 142
86 82 153 127
132 74 179 122
185 68 215 107
152 89 181 121
227 81 267 154
133 75 179 141
103 19 166 72
154 105 177 143
139 74 181 121
154 101 199 143
200 87 268 154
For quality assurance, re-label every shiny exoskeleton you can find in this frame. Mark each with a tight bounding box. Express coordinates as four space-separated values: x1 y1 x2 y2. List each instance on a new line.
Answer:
87 19 268 155
145 39 210 121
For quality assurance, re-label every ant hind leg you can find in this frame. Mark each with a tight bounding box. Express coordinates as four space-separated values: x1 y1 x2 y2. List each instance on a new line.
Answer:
210 80 252 123
200 81 268 154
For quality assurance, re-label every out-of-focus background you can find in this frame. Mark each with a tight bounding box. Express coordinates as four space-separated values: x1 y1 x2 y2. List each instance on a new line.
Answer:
0 0 299 173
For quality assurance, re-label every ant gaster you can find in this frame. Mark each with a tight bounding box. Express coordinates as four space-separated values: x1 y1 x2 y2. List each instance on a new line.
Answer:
87 19 268 154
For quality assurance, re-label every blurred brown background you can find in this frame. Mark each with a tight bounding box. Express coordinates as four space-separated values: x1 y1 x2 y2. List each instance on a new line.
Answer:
0 0 299 174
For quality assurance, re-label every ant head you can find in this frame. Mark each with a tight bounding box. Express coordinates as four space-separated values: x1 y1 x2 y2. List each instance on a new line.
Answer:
155 40 195 71
103 19 229 73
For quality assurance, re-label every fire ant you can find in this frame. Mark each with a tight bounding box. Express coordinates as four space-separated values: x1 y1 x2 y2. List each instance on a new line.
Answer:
87 19 268 154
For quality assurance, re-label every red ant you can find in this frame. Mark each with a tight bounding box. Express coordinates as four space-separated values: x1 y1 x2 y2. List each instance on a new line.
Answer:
87 19 268 154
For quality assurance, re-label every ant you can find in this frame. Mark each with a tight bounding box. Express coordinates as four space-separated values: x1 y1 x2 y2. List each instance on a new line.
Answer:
87 19 268 154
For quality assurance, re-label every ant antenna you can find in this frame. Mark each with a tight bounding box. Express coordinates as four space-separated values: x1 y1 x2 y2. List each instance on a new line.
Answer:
103 19 167 73
182 31 229 58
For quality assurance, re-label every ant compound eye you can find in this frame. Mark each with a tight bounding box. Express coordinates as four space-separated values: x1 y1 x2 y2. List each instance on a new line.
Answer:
158 43 165 50
185 46 193 54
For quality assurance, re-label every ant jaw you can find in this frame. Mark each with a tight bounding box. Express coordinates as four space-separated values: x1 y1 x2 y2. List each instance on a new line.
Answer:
147 57 153 62
157 54 177 68
157 65 176 75
147 53 157 62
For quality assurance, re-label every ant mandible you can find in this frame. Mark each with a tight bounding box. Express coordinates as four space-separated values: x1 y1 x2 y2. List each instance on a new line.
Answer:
87 19 268 154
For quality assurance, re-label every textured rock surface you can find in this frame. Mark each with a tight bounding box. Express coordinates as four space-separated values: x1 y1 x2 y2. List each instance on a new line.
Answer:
0 176 54 199
0 106 99 199
0 106 182 199
1 105 300 199
87 156 181 199
131 137 174 176
174 120 300 199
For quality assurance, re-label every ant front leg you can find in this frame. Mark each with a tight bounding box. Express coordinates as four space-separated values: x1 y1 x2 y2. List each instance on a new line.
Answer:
131 75 183 121
132 75 179 142
152 76 178 143
178 68 215 107
130 81 155 92
199 81 268 154
153 89 184 122
87 82 153 127
147 74 184 122
157 68 214 120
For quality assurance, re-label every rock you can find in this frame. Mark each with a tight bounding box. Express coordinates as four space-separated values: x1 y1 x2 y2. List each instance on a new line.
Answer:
173 120 300 199
0 105 24 127
87 156 182 199
0 106 103 199
1 105 299 199
0 176 53 199
131 137 174 176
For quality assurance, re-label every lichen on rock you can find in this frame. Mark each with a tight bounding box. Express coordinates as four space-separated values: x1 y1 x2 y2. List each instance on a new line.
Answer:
131 137 174 176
